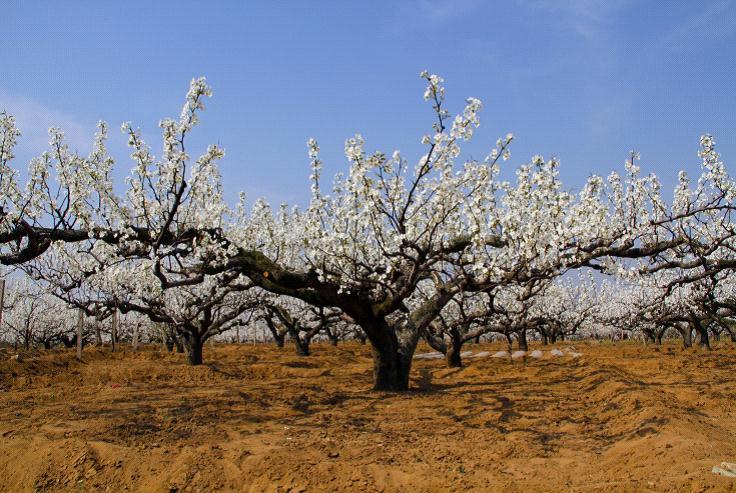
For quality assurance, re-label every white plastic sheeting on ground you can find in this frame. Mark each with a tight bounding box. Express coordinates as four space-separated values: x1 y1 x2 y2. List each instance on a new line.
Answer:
492 351 509 358
469 351 490 359
413 352 443 360
712 462 736 478
511 351 526 359
550 349 565 357
529 350 543 358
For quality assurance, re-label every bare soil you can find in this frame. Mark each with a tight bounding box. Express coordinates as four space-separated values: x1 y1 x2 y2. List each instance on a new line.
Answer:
0 341 735 492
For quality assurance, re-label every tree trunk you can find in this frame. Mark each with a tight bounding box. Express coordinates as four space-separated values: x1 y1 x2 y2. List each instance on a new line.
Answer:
695 323 711 350
504 332 513 351
329 335 339 347
61 334 75 348
445 345 462 368
474 334 481 344
76 309 84 360
517 330 528 352
681 326 692 348
293 337 310 356
541 331 549 346
445 329 463 368
265 318 286 348
372 342 412 391
175 336 185 353
111 310 119 353
655 330 664 345
184 334 204 365
95 325 102 346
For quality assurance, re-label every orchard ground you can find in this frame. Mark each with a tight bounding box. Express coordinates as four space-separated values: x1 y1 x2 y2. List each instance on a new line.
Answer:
1 342 735 492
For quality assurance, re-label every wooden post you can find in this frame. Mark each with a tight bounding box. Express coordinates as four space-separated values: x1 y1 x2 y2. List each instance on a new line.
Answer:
111 310 119 352
76 309 84 360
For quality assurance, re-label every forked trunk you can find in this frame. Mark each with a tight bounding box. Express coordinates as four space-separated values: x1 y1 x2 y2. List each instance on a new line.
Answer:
294 337 310 356
348 304 425 391
541 332 549 345
265 319 286 348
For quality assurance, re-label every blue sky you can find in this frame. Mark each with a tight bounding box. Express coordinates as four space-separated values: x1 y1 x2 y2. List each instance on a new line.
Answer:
2 1 735 205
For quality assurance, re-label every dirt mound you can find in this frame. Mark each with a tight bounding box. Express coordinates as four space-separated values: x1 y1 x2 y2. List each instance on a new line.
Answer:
1 341 735 491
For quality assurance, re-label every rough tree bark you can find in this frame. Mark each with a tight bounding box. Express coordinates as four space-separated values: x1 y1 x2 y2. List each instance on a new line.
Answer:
444 328 463 368
517 329 528 352
693 319 710 350
183 333 204 365
371 337 412 391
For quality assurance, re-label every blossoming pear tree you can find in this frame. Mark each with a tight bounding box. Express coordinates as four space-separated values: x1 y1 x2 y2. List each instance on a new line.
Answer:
2 73 736 391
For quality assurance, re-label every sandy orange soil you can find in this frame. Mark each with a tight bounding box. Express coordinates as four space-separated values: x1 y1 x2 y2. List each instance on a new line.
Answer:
0 341 735 492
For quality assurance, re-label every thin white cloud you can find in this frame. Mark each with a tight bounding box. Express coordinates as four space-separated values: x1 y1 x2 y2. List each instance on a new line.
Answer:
520 0 631 40
651 0 735 52
390 0 481 33
0 91 93 159
415 0 480 22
